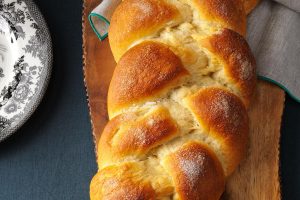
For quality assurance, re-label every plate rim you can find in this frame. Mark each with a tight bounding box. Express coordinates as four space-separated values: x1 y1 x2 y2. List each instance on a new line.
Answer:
0 0 53 142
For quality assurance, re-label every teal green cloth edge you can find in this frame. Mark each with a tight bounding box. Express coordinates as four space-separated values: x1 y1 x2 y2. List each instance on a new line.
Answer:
88 13 110 41
259 75 300 103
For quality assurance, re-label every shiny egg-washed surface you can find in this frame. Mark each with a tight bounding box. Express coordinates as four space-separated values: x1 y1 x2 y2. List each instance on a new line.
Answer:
91 0 258 199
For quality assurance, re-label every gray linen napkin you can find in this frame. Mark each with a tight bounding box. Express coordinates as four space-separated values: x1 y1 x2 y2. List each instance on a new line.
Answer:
274 0 300 12
89 0 300 102
247 0 300 102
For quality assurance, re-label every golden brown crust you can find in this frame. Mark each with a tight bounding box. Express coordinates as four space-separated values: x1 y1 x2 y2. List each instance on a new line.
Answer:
164 142 225 200
243 0 260 14
192 0 247 36
97 106 179 168
96 112 136 168
109 0 182 61
90 164 156 200
108 41 189 118
186 87 249 175
92 0 257 199
200 29 256 106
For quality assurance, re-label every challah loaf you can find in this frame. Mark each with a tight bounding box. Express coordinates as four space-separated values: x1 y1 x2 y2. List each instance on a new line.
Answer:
90 0 258 199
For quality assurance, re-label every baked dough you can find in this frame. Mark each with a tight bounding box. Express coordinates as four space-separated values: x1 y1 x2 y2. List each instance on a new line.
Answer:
90 0 258 199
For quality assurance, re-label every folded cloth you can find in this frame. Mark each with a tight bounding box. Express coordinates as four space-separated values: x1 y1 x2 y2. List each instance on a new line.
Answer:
247 0 300 102
88 0 121 40
89 0 300 102
274 0 300 12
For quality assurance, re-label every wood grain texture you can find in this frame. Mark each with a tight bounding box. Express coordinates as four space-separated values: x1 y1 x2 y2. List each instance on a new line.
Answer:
224 82 284 199
83 0 284 199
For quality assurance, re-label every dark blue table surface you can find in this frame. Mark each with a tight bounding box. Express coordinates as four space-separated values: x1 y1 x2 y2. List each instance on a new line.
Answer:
0 0 299 199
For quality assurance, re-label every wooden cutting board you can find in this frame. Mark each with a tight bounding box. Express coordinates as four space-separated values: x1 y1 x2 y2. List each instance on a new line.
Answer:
83 1 285 199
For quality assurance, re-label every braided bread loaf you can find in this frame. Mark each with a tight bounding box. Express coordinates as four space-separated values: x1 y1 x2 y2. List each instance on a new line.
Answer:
90 0 258 199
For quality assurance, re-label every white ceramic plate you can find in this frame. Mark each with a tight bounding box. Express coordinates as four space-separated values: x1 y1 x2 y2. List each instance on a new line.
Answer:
0 0 52 141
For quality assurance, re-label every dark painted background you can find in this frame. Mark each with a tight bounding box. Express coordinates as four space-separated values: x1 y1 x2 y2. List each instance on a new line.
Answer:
0 0 299 199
